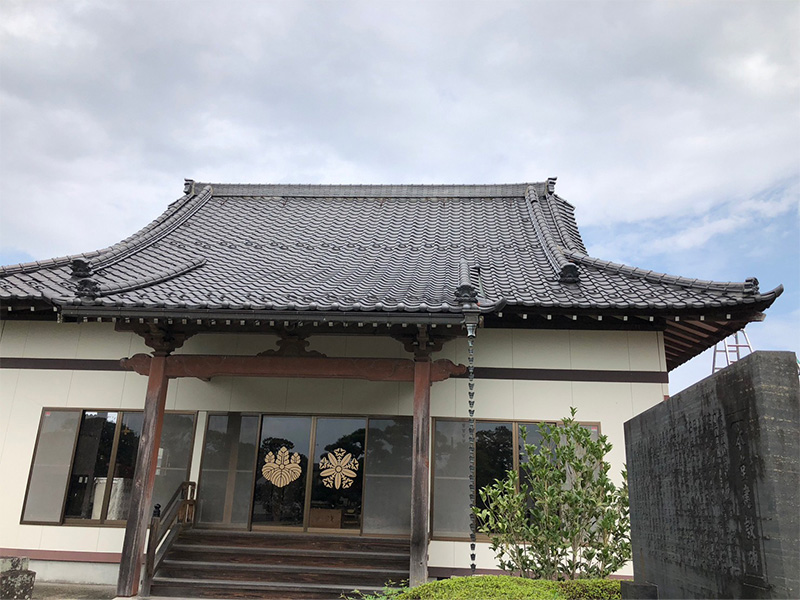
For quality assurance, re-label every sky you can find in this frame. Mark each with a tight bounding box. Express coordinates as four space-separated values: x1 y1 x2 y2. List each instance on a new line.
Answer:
0 0 798 393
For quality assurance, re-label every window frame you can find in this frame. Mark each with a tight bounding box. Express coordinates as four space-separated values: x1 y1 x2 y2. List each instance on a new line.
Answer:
19 407 82 526
20 407 197 527
430 417 602 542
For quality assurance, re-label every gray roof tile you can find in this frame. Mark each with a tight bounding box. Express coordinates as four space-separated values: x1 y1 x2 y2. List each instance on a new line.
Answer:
0 181 783 317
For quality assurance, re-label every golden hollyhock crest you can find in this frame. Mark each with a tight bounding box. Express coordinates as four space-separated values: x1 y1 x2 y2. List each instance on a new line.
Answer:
262 446 302 487
319 448 359 489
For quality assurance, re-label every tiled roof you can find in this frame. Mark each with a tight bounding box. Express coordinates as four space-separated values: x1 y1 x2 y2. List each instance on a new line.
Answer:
0 181 782 318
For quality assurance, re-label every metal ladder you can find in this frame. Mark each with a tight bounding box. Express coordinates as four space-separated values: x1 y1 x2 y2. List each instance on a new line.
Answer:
712 330 754 373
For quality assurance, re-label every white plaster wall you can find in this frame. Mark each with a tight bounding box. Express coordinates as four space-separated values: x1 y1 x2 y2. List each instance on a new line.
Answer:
1 321 662 579
0 322 146 567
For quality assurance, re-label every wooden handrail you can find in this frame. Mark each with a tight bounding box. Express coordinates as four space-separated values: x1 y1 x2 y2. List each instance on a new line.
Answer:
142 481 196 597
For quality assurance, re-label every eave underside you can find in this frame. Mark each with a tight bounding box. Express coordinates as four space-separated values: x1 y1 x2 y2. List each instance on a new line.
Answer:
0 299 768 372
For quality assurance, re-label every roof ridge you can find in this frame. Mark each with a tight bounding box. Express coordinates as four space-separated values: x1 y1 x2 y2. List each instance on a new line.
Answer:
201 182 539 198
70 258 207 301
91 186 213 272
0 187 202 278
0 250 104 277
566 250 781 297
524 185 580 283
545 194 584 253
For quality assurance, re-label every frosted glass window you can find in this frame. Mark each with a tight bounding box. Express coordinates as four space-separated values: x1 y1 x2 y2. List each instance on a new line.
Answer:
197 413 259 527
153 413 197 512
363 417 412 535
22 410 81 523
432 420 471 537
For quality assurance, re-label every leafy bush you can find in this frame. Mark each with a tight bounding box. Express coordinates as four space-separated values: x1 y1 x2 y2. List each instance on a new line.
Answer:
559 579 622 600
395 575 560 599
474 407 631 579
345 576 623 600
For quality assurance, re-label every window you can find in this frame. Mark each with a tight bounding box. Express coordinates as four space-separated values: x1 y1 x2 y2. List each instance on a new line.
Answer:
431 418 600 539
22 408 196 525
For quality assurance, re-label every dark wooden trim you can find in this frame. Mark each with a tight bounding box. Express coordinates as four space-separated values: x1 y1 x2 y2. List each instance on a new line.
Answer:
117 355 169 597
0 548 122 564
410 357 432 587
0 357 125 370
121 353 465 383
453 367 668 383
1 356 667 383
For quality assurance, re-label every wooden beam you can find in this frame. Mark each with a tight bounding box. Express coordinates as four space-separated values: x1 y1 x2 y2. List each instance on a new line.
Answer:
116 355 169 597
410 357 432 587
121 354 466 383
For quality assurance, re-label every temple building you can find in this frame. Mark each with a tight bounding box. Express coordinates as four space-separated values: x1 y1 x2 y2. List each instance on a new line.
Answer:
0 180 782 598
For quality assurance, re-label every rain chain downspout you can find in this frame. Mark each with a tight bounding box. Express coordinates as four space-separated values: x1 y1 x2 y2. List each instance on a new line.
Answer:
456 258 482 576
465 315 478 575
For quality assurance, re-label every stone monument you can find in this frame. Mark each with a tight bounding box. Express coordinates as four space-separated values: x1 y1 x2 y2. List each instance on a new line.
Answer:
623 351 799 599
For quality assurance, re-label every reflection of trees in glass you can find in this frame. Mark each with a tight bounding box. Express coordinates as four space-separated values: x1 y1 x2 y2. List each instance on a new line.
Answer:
64 413 117 518
476 424 514 511
366 419 412 474
160 414 194 467
254 437 308 524
114 414 142 479
313 428 365 510
203 421 232 470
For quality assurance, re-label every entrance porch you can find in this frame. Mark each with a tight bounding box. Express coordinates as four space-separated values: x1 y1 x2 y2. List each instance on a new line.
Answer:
115 326 467 596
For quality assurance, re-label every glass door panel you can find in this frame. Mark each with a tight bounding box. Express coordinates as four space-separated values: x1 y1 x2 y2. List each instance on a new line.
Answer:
252 416 312 527
105 411 143 520
197 413 259 527
309 417 366 531
64 411 118 520
475 422 513 512
362 417 412 535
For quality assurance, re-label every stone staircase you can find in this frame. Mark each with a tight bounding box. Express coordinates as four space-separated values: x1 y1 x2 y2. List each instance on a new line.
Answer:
148 528 410 599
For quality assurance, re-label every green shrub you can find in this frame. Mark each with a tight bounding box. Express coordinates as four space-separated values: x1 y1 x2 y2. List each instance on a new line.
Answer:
475 407 631 579
346 576 623 600
559 579 622 600
396 575 560 599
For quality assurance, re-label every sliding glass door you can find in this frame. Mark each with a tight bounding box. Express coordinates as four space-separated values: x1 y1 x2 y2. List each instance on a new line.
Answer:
309 417 366 531
196 413 411 535
252 416 312 528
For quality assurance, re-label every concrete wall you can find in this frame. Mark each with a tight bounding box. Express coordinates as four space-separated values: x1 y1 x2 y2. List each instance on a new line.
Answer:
0 320 667 581
624 351 799 599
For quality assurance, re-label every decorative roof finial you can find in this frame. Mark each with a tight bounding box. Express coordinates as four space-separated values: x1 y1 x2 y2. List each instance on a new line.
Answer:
546 177 557 195
76 278 100 299
744 277 760 295
184 179 195 194
70 258 93 279
456 259 478 303
559 263 579 284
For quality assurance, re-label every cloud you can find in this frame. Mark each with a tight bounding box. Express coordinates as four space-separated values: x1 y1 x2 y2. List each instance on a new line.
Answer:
0 0 798 265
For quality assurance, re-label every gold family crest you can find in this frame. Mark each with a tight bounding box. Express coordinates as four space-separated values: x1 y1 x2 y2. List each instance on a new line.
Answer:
262 446 302 487
319 448 359 489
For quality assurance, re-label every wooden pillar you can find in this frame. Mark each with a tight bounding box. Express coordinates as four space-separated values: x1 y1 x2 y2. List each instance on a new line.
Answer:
410 356 432 587
117 353 170 597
